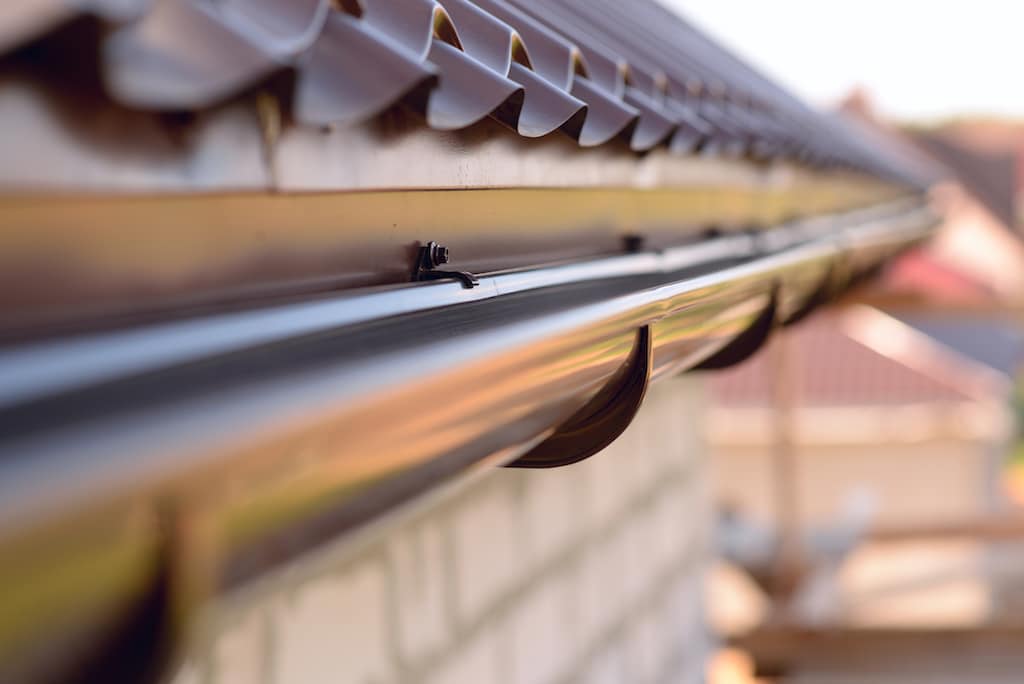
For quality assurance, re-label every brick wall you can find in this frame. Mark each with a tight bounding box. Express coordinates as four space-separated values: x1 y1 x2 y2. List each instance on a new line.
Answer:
170 376 712 684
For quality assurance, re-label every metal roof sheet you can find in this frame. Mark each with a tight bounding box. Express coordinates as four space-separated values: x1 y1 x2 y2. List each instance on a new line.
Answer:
0 0 929 185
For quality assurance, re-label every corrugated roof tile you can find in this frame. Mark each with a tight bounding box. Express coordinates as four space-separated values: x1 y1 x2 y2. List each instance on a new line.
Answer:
0 0 933 185
294 12 436 126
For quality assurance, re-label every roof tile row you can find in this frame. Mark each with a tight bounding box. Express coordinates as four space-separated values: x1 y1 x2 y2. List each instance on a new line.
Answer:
1 0 928 185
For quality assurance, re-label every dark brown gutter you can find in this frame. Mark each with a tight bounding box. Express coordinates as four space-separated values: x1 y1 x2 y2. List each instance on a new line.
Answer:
0 199 932 682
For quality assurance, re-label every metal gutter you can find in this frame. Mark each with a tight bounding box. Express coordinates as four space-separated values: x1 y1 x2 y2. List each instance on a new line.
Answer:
0 199 933 682
0 197 924 409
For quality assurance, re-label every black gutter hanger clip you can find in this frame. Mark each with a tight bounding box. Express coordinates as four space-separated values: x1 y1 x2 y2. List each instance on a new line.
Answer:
413 241 479 289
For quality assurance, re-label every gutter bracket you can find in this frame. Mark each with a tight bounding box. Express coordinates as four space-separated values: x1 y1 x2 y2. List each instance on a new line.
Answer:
415 269 480 288
412 241 479 288
508 325 653 468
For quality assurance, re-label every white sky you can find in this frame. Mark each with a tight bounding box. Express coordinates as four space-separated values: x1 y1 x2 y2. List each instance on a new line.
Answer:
663 0 1024 122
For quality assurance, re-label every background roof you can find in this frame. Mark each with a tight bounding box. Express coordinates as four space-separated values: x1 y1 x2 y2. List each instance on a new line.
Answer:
708 309 1000 408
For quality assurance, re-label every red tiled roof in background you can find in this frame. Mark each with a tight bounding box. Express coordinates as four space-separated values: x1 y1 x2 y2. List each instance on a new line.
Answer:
880 249 997 306
708 308 1000 408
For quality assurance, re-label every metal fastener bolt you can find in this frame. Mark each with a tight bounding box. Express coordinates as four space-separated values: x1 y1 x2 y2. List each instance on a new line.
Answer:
423 241 449 268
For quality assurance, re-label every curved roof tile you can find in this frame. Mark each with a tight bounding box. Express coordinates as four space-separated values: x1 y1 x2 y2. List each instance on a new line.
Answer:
0 0 932 186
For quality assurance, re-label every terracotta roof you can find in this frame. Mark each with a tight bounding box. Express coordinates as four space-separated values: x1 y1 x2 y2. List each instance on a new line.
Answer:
0 0 923 181
708 308 998 408
881 249 998 306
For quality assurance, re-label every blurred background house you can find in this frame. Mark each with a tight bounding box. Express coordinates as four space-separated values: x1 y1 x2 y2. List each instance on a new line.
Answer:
709 306 1015 533
702 89 1024 681
842 91 1024 312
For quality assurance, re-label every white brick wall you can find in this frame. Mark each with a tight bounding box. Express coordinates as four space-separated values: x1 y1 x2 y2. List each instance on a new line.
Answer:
171 375 711 684
389 521 451 665
423 626 504 684
451 480 525 623
274 561 394 684
212 609 266 684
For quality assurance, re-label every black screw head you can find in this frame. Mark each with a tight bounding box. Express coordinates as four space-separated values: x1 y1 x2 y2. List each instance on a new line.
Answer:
422 241 449 268
433 243 450 266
